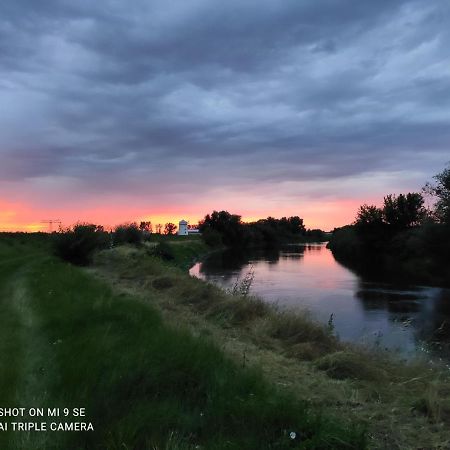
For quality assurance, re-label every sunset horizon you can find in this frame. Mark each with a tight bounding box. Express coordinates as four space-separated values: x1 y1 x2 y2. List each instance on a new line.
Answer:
2 1 449 235
0 196 389 232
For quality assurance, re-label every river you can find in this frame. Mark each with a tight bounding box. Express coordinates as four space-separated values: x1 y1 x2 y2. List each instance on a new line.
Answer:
190 243 450 360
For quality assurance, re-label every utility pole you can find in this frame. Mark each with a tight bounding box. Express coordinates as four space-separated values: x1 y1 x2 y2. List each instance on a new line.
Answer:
41 219 62 233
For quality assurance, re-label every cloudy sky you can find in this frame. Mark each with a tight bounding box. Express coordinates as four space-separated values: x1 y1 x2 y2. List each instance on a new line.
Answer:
1 0 449 231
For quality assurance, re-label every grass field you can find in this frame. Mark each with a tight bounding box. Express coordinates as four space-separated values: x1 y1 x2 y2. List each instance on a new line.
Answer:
0 234 365 449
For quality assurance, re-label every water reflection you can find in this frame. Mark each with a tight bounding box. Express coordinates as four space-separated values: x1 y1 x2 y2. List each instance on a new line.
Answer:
190 243 450 359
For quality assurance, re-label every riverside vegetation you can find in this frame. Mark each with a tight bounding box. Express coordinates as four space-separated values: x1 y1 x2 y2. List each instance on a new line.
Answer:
328 165 450 287
2 191 450 448
198 211 327 248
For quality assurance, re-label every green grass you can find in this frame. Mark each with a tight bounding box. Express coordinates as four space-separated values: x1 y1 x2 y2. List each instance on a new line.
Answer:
0 234 365 449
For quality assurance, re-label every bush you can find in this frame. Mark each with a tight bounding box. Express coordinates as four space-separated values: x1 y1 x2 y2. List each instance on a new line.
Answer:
151 241 175 261
53 224 109 265
113 223 142 246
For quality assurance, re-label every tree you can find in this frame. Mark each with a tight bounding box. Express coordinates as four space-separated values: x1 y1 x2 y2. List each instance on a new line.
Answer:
139 221 152 233
383 193 426 230
424 164 450 225
353 204 388 251
287 216 306 234
164 223 177 235
113 223 142 245
305 229 326 240
355 204 383 227
199 210 245 246
200 211 242 232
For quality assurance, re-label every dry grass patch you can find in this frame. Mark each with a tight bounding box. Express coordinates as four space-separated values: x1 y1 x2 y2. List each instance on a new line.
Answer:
411 379 450 423
208 295 272 326
265 309 336 348
287 342 330 361
315 351 387 382
176 281 221 312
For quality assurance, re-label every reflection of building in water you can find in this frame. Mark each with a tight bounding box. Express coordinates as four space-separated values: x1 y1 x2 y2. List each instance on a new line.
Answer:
178 219 200 236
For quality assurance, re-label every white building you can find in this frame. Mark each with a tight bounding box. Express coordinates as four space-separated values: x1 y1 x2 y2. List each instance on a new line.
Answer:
178 219 201 236
178 219 188 236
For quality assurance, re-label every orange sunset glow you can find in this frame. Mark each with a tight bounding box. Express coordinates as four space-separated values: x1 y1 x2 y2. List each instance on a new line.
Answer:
0 194 370 233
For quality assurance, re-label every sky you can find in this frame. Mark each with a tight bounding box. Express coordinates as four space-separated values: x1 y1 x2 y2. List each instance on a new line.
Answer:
1 0 450 231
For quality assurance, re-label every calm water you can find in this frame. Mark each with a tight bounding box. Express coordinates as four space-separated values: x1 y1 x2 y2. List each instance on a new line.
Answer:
190 243 450 360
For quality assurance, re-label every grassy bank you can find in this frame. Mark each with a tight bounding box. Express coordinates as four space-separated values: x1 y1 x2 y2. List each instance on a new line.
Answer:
0 234 364 449
148 234 212 270
91 239 450 449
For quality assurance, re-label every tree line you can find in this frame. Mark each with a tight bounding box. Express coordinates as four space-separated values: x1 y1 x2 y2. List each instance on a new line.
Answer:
328 164 450 286
355 165 450 230
199 210 326 247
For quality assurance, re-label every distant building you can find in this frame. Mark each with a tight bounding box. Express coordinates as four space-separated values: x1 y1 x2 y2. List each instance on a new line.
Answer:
178 219 188 236
178 219 201 236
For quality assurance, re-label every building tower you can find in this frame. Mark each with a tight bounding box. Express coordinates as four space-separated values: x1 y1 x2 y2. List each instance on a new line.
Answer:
178 219 188 236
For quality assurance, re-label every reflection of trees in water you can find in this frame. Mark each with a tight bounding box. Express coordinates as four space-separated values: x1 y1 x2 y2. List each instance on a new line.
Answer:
356 286 422 312
197 250 245 283
199 248 269 283
279 244 307 261
355 280 450 357
199 245 307 280
280 253 303 260
305 244 323 251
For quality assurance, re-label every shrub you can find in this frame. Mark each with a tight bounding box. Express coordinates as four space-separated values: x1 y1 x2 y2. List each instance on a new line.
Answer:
53 224 109 265
113 223 142 245
151 241 175 261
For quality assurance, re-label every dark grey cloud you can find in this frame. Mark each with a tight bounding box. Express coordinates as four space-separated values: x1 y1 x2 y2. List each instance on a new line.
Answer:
1 0 450 210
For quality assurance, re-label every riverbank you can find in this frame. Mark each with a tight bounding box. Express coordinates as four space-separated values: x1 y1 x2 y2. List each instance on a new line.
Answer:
0 234 364 449
90 239 450 449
